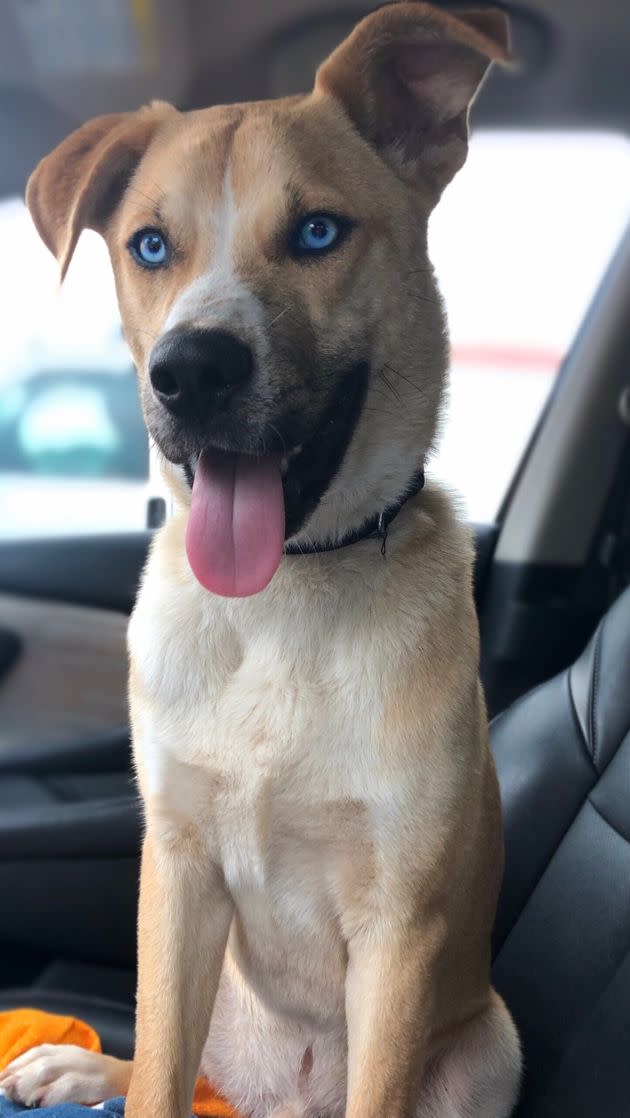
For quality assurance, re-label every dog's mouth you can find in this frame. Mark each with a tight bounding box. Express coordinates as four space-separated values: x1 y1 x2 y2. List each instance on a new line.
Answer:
182 362 369 598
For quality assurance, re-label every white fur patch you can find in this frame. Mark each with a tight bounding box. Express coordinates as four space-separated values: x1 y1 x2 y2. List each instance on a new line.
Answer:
163 161 266 348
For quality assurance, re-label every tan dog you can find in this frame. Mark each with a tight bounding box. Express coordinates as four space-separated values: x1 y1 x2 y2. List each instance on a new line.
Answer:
1 4 521 1116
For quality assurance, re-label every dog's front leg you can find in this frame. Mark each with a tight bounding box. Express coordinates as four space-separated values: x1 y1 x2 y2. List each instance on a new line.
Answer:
344 920 439 1118
125 830 233 1118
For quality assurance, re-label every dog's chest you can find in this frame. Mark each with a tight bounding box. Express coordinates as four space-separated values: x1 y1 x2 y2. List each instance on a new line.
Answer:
147 679 376 906
129 563 382 901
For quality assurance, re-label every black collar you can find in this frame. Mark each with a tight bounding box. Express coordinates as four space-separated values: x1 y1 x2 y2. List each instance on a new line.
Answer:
284 467 425 558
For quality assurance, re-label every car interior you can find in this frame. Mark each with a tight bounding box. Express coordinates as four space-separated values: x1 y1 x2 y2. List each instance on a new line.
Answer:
0 1 629 1115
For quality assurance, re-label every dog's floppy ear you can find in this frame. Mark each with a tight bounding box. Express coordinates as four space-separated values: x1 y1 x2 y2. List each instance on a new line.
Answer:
315 3 510 198
26 101 175 280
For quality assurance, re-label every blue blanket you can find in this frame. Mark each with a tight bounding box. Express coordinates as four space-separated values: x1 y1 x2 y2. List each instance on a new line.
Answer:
0 1098 197 1117
0 1098 127 1116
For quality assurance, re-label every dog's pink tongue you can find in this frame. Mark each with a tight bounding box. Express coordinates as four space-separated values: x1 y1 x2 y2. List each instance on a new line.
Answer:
186 448 285 597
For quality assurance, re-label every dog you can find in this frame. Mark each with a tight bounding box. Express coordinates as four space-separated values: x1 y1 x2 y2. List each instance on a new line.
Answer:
0 4 522 1115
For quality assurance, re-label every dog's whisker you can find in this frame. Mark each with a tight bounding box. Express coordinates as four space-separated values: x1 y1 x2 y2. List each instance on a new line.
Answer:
362 406 405 421
143 176 167 202
268 307 291 328
266 422 287 455
403 288 442 307
124 184 164 210
123 207 163 226
378 368 402 403
370 386 402 407
381 362 430 401
123 195 162 213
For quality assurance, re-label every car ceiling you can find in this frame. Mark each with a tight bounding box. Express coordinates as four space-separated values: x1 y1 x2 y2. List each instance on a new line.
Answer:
0 0 629 199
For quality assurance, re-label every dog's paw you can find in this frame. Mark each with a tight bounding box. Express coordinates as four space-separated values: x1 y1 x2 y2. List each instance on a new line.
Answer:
0 1044 125 1108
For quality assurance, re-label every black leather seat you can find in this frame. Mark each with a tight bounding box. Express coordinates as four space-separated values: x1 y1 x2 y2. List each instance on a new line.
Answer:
0 728 141 974
492 584 630 1117
1 587 629 1111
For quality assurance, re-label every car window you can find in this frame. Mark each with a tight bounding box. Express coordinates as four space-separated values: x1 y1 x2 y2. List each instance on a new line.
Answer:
0 199 151 539
430 130 630 521
2 129 629 539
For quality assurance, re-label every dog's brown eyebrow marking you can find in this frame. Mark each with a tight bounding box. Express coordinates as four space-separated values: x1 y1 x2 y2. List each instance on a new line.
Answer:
255 182 308 265
285 184 307 222
284 179 357 226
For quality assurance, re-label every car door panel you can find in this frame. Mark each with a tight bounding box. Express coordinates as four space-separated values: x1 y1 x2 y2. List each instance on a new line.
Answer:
0 594 129 758
0 533 151 614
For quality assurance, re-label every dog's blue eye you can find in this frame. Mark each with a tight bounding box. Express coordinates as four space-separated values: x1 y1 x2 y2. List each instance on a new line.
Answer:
295 214 341 254
129 228 169 269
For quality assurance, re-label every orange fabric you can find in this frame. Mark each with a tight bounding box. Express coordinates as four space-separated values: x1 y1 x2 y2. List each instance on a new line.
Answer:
0 1008 102 1071
191 1076 240 1117
0 1008 241 1117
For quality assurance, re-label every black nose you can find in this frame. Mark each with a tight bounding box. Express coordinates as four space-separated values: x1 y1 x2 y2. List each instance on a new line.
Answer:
149 328 253 418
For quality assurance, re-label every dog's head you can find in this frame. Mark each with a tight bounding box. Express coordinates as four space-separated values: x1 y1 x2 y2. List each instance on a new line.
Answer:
26 2 508 596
